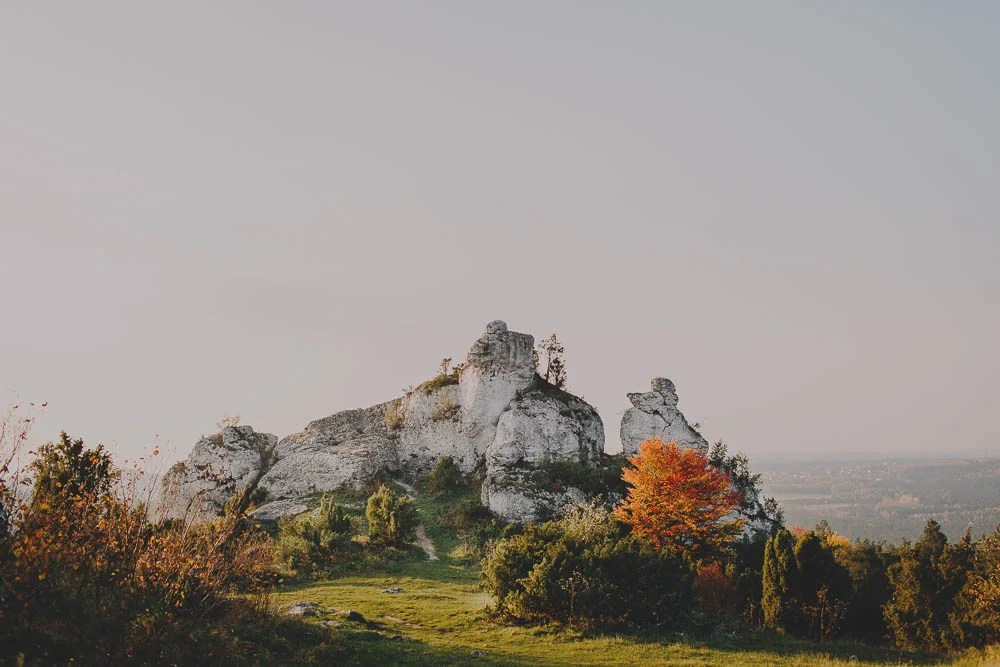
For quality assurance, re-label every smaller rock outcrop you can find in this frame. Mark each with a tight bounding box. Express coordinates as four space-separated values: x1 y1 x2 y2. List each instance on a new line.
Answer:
619 378 707 456
160 425 277 519
481 384 604 522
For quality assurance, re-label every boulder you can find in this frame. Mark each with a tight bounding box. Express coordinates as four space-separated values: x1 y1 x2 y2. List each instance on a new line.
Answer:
286 601 321 616
480 386 603 522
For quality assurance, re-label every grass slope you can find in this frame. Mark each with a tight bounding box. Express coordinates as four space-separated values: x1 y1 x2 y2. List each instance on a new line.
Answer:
275 483 999 666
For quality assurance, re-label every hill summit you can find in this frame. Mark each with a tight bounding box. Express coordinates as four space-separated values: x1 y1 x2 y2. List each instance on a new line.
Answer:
163 320 705 522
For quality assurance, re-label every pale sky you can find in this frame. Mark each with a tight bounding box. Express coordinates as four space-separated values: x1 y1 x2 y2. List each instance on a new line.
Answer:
2 2 997 465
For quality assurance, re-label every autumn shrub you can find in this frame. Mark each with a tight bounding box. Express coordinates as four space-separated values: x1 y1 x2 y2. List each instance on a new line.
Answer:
481 504 694 627
693 561 741 619
0 428 277 665
615 438 744 560
365 484 418 547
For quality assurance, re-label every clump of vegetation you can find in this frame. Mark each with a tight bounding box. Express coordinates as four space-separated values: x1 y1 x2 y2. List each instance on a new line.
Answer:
709 440 784 540
427 399 460 422
383 399 406 431
762 527 853 642
366 484 418 547
482 503 693 627
217 413 241 430
883 519 975 651
274 494 354 573
439 496 504 561
425 456 463 493
530 453 629 500
0 425 277 665
416 357 465 395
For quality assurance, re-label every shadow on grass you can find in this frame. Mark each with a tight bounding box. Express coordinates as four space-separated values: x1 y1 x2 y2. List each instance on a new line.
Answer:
326 622 962 667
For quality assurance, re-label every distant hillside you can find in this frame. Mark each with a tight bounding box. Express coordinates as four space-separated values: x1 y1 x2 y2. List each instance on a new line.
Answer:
760 457 1000 542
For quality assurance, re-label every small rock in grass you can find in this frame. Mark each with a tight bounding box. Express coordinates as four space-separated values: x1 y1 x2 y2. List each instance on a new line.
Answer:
381 587 405 594
286 601 321 616
471 649 488 656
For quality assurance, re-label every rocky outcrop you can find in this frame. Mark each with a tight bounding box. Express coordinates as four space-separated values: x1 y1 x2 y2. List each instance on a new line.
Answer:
619 378 707 456
160 425 277 519
163 321 604 522
481 386 604 522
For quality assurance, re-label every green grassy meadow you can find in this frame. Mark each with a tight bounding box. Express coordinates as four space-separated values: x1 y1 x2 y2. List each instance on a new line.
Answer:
273 484 1000 666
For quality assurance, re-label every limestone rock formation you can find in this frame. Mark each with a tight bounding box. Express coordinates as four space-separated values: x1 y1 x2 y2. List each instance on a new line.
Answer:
481 386 604 522
163 321 604 522
160 425 277 519
619 377 708 456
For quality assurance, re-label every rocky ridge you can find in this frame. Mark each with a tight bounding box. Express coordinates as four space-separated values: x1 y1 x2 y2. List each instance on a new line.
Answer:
163 321 708 523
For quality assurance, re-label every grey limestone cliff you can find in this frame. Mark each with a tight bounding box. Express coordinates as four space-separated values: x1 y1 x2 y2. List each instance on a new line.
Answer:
162 321 605 522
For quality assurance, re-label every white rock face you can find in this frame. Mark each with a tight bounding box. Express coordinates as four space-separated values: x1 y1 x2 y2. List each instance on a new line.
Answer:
481 484 589 525
619 377 708 456
160 425 277 519
480 387 604 521
163 321 604 522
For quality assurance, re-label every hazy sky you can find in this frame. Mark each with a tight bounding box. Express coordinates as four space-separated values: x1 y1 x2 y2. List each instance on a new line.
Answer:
2 2 997 465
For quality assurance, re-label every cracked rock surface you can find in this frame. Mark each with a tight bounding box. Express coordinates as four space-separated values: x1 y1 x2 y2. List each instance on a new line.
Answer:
619 377 708 456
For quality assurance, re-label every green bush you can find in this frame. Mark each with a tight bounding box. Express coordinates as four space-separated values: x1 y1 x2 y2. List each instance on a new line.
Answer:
383 400 406 431
529 454 629 501
481 504 693 627
275 495 353 572
439 497 493 530
440 497 503 561
366 485 418 547
426 456 463 493
884 519 974 651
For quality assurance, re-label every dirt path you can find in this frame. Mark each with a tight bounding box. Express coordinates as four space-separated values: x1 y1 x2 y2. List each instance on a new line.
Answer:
394 480 438 561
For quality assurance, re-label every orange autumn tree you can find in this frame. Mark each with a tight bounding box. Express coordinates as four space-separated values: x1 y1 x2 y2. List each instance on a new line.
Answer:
614 437 744 558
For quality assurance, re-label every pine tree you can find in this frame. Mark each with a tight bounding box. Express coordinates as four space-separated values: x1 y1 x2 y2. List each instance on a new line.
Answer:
762 529 797 631
794 531 851 640
884 519 971 650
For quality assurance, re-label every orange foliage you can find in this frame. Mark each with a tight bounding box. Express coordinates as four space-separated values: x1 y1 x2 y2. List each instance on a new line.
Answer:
614 438 744 558
1 432 274 662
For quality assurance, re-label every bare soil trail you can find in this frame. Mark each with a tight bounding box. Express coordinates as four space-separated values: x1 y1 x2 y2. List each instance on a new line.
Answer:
393 480 438 561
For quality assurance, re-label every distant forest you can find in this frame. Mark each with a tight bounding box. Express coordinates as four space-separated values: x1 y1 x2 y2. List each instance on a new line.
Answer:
761 458 1000 542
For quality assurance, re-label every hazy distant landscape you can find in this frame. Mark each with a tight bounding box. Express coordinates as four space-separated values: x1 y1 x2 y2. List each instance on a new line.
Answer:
761 457 1000 542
